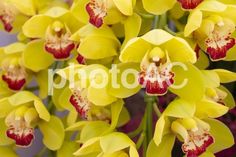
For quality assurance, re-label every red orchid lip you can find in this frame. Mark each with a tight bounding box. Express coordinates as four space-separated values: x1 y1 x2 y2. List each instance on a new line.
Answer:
69 91 90 119
206 37 235 61
139 69 175 96
45 42 75 59
177 0 203 9
6 127 35 147
0 15 13 32
86 0 107 28
2 74 26 91
182 131 214 157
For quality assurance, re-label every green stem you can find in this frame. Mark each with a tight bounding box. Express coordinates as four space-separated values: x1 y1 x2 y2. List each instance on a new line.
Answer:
158 13 167 29
25 86 39 91
152 15 159 29
153 103 162 117
136 132 145 150
146 100 153 143
128 115 145 138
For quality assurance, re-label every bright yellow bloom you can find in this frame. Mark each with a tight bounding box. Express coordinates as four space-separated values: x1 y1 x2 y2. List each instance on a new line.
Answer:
0 91 65 150
120 29 205 101
150 98 233 157
184 1 236 61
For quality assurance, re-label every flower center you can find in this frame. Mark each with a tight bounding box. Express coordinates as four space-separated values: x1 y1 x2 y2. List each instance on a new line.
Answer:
70 88 91 119
205 20 235 61
0 2 16 32
139 54 175 96
45 21 75 59
177 0 203 9
5 108 35 147
1 64 27 91
171 119 214 157
182 129 214 157
86 0 107 28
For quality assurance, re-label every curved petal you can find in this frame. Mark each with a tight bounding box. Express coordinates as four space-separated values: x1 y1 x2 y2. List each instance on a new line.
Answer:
213 69 236 83
0 119 14 146
170 63 205 101
119 38 151 63
195 99 229 119
122 13 141 49
70 0 89 24
87 86 117 106
22 15 53 38
142 0 176 15
108 63 141 98
34 99 50 122
113 0 134 16
184 9 202 36
23 40 54 72
44 7 69 18
80 121 110 143
10 0 36 16
100 132 134 154
3 42 26 55
153 116 166 146
38 116 65 151
147 136 175 157
161 37 197 63
78 36 119 59
163 98 196 118
201 70 220 88
35 70 49 99
205 118 234 153
110 99 124 129
0 146 18 157
219 85 235 109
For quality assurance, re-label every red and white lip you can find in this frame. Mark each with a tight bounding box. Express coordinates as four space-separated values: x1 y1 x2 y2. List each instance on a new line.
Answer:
6 126 34 147
45 25 75 59
86 0 107 28
177 0 203 9
204 20 236 61
182 128 214 157
206 34 235 61
2 65 27 91
0 2 16 32
139 62 175 96
69 89 91 119
5 113 35 147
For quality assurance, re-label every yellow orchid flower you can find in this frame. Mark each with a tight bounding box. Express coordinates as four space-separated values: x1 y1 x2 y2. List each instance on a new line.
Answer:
142 0 207 15
22 7 83 60
0 91 65 150
201 69 236 109
0 0 67 33
120 29 205 101
184 1 236 61
150 98 234 157
0 43 30 91
56 63 137 121
0 42 50 98
71 0 136 28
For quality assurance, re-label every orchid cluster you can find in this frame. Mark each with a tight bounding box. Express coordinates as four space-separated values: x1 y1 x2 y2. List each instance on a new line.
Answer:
0 0 236 157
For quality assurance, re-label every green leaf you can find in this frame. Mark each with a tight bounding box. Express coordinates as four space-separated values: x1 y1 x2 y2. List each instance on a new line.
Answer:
38 116 65 150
